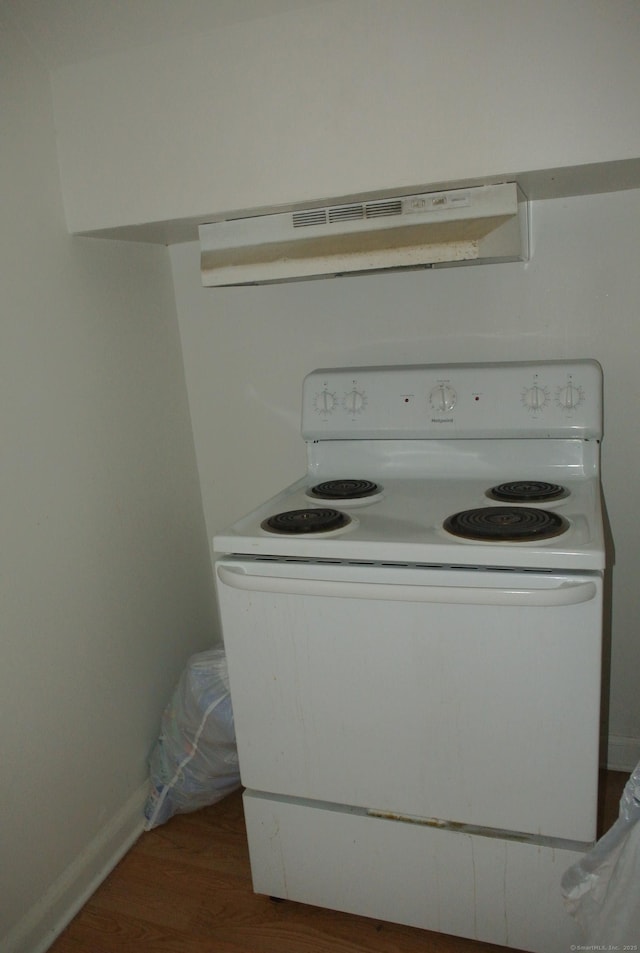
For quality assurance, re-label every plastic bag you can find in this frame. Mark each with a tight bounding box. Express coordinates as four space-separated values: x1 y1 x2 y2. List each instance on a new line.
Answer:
144 647 241 830
561 759 640 945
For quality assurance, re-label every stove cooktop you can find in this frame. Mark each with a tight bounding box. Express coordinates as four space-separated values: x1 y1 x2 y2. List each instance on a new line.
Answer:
214 474 605 571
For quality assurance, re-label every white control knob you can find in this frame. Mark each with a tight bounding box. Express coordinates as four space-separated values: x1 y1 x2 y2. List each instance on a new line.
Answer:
522 385 549 412
429 384 457 413
314 389 337 414
343 388 366 414
557 383 584 410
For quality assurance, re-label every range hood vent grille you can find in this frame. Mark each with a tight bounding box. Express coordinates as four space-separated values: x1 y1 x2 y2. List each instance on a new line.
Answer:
294 199 405 229
328 204 365 223
200 183 529 286
365 199 403 218
293 208 327 228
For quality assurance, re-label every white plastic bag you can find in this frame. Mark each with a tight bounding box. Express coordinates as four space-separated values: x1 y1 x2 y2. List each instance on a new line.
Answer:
562 759 640 945
144 647 241 830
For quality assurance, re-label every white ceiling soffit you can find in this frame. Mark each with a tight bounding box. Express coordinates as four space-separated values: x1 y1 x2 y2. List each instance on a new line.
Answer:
199 183 529 286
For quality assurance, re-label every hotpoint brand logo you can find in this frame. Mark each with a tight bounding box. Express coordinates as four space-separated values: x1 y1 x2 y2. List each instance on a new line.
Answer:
431 417 454 424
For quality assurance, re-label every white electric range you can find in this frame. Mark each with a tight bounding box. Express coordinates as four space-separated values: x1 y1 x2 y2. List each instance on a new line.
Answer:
214 360 606 953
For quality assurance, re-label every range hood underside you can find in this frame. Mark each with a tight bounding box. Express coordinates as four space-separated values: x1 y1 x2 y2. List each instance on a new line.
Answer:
200 183 529 286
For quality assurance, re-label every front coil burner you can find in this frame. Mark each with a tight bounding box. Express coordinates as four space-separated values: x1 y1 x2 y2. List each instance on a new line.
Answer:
444 506 569 542
309 479 380 500
262 508 351 535
487 481 568 503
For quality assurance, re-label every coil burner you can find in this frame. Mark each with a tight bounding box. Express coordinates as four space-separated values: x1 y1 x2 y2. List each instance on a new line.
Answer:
309 479 380 500
262 508 351 535
444 506 570 542
487 481 569 503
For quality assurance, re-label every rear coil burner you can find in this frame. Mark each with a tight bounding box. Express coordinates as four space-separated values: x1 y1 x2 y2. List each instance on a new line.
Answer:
487 481 568 503
444 506 569 542
262 508 351 535
309 479 380 500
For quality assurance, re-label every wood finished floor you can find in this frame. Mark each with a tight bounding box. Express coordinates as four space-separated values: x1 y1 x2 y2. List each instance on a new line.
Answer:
49 771 629 953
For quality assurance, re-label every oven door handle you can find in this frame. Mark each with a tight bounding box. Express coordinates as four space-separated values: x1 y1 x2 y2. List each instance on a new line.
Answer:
217 566 597 607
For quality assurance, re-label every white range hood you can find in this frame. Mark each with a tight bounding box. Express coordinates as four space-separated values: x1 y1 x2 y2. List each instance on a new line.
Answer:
199 182 529 286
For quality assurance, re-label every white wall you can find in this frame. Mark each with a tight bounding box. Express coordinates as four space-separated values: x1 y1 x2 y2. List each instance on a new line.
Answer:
51 0 640 238
171 188 640 771
0 9 216 952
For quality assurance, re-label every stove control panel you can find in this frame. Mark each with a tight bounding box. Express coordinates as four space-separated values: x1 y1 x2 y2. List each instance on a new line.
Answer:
302 360 602 440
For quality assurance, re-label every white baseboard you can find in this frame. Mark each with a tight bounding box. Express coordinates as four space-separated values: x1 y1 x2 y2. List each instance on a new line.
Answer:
2 780 148 953
607 734 640 774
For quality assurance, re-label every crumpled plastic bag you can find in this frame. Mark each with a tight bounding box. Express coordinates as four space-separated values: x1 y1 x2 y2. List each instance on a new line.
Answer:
561 759 640 945
144 647 241 830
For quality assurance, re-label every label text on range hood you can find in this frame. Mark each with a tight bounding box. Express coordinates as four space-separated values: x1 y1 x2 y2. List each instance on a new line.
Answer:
432 417 454 423
404 191 472 214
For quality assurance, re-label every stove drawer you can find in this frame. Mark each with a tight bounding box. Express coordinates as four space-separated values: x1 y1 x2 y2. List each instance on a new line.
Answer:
243 790 583 953
216 559 603 842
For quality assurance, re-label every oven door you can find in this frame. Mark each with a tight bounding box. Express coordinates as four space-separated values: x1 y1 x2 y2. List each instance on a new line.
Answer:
216 557 602 842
